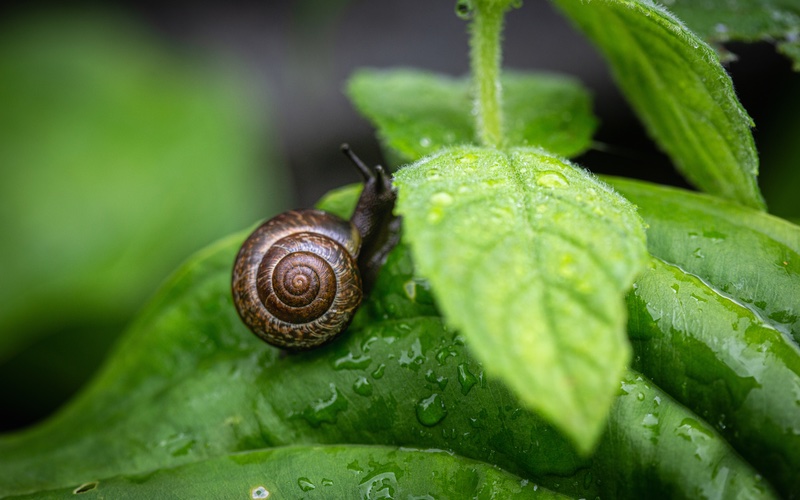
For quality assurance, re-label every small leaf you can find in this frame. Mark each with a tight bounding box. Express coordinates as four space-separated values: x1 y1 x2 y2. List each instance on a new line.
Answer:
8 445 565 500
608 176 800 344
665 0 800 70
394 146 649 453
347 68 597 163
627 258 800 497
552 0 765 209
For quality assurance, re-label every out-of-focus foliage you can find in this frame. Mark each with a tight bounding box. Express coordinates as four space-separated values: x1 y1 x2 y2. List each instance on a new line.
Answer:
760 85 800 219
0 10 286 429
663 0 800 70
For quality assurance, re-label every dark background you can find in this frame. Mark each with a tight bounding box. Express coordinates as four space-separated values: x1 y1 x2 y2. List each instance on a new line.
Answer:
0 0 797 431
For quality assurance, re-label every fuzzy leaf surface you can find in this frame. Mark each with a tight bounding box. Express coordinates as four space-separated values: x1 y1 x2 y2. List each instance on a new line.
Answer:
347 68 597 163
394 147 648 453
553 0 765 209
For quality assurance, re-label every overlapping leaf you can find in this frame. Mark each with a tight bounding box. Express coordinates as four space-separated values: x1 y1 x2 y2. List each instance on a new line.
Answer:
665 0 800 70
7 445 563 500
552 0 765 209
609 177 800 343
347 68 597 163
394 147 648 453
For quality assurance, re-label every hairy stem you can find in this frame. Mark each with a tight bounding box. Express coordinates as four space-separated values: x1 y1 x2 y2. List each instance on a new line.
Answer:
470 2 508 148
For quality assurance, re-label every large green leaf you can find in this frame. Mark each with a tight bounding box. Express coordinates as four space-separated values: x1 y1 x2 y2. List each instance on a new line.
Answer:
608 177 800 344
628 258 800 497
394 147 648 453
0 186 769 499
347 68 597 163
7 445 564 499
0 11 283 374
664 0 800 70
594 370 777 498
552 0 765 209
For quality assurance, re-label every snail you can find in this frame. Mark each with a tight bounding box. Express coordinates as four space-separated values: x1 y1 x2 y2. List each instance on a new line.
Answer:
232 145 400 351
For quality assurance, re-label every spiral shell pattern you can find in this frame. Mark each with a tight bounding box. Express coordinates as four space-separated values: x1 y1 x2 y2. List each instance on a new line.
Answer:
232 209 363 350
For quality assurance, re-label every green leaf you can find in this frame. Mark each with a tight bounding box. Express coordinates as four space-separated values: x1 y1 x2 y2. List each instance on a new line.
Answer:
608 177 800 344
0 185 769 499
626 258 800 497
552 0 765 209
347 68 597 163
593 370 777 499
394 146 649 453
664 0 800 70
0 11 284 372
7 445 565 499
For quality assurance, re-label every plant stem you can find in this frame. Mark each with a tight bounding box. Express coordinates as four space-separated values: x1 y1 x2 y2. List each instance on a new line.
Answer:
470 2 507 148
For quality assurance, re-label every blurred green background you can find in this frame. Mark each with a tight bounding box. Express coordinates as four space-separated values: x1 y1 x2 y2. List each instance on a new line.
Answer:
0 9 287 430
0 1 797 432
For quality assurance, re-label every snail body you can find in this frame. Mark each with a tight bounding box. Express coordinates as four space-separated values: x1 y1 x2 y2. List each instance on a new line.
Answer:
232 146 399 351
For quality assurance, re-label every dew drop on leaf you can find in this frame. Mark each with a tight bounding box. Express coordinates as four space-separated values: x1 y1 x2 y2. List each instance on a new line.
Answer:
457 363 478 395
297 477 315 492
371 364 386 379
353 376 374 397
251 486 270 499
455 0 474 20
535 171 569 189
416 393 447 426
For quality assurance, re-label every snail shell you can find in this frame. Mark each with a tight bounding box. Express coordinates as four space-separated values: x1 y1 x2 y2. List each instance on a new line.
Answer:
232 145 399 351
232 210 364 350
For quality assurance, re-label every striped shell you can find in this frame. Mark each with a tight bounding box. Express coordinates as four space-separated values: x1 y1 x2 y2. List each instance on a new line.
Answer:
232 209 363 350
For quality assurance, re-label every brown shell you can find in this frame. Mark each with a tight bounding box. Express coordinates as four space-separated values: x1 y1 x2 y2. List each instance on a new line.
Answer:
232 209 363 350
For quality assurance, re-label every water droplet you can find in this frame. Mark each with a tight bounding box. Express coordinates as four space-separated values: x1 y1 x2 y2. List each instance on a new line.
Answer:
536 171 569 189
297 478 315 492
403 280 417 300
416 393 447 426
425 369 449 390
333 352 372 370
457 363 478 395
435 346 458 365
251 486 270 499
399 338 425 371
676 418 714 461
637 392 645 401
300 383 348 427
372 364 386 379
73 482 98 494
359 471 398 499
347 460 363 473
430 191 453 206
353 376 373 397
158 433 196 457
419 137 432 147
455 0 474 19
321 478 334 487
